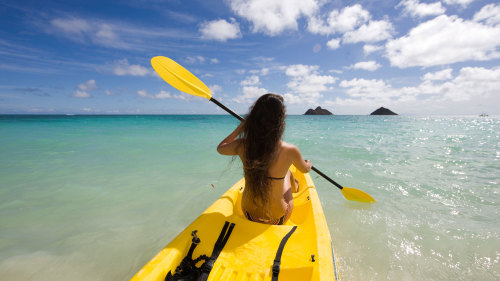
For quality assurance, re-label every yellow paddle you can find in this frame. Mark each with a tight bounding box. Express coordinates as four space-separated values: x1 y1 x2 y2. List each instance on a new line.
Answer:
151 56 376 203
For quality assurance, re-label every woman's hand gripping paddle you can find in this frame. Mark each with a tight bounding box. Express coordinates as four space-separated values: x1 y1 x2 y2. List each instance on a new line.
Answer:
151 56 376 203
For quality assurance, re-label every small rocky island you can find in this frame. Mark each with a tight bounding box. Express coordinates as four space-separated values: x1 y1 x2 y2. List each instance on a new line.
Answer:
304 106 333 115
370 107 398 115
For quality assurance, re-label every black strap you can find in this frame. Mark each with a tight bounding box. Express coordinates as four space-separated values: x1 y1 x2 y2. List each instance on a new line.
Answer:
199 221 235 281
272 226 297 281
165 231 208 281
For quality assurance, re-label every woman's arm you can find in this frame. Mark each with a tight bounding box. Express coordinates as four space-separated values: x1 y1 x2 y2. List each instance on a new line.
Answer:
217 122 244 156
288 144 312 173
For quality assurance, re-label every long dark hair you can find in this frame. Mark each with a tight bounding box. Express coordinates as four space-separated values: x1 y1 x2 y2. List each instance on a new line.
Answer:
240 93 286 207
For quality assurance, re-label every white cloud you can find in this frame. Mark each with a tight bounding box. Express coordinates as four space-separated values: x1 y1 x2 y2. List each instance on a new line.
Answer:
297 4 394 45
410 66 500 101
77 80 97 91
283 93 304 104
73 90 91 98
47 17 192 50
137 90 150 98
326 38 341 50
329 69 343 74
228 0 318 35
326 78 413 112
240 75 260 86
473 4 500 26
443 0 474 7
284 64 337 104
248 68 270 76
50 18 91 40
343 19 394 44
252 56 275 62
155 91 172 99
398 0 446 18
364 44 383 55
200 18 241 41
386 15 500 68
185 56 206 64
340 78 400 99
210 85 222 93
233 86 268 103
348 61 382 71
285 64 318 76
50 18 128 49
422 68 453 80
113 59 150 76
308 4 370 35
94 24 119 46
326 66 500 112
210 58 220 64
440 66 500 101
137 90 187 100
73 80 97 98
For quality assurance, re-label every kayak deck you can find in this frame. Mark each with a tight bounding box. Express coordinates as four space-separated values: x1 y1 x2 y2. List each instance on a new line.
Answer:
131 167 341 281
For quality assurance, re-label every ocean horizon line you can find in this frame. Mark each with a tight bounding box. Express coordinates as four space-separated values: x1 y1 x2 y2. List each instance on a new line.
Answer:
0 113 497 117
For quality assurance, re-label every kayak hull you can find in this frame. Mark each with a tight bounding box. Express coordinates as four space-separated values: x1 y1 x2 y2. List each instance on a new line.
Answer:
131 166 341 281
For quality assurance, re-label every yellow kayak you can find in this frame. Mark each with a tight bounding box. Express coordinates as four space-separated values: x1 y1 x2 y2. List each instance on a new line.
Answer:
131 166 341 281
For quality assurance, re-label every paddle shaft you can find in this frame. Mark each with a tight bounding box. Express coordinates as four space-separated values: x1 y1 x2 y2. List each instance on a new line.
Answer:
210 98 243 122
311 166 343 190
210 97 342 189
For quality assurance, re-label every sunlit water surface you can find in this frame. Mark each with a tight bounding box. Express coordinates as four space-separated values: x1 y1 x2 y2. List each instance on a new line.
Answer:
0 115 498 280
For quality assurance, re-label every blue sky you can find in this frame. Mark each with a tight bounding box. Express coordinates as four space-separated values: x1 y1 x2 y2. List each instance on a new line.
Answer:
1 0 499 115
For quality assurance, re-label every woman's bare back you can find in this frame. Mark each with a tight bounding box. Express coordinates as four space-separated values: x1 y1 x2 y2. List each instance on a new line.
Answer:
240 141 309 221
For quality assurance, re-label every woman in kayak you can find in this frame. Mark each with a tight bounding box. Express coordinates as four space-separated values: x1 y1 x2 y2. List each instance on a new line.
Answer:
217 93 312 225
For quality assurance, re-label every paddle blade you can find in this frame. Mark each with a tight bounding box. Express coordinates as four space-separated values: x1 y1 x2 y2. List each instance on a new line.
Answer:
341 187 376 203
151 56 212 100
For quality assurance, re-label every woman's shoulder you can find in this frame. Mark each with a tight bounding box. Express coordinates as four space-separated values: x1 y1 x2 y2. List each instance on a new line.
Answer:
280 141 300 154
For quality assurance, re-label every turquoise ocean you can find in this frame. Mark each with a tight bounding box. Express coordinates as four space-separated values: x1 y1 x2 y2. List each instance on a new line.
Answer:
0 115 498 280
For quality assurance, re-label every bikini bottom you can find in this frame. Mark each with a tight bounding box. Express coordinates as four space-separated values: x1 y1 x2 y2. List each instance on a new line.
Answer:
244 203 291 225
